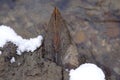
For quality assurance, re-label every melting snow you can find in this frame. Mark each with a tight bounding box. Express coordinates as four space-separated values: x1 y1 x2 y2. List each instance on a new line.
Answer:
0 25 43 55
10 57 16 63
69 63 105 80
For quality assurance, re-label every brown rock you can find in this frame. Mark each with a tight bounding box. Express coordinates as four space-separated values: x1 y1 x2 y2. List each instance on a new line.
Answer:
74 30 87 44
44 7 71 66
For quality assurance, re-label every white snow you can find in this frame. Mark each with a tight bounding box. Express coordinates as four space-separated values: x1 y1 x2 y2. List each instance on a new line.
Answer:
0 25 43 55
10 57 15 63
0 51 2 55
65 69 69 72
69 63 105 80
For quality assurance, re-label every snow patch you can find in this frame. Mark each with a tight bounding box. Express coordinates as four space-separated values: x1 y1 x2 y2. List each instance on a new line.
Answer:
65 69 69 72
69 63 105 80
0 25 43 55
10 57 16 63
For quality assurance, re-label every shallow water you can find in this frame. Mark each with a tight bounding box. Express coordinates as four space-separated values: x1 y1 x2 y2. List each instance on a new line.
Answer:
0 0 120 80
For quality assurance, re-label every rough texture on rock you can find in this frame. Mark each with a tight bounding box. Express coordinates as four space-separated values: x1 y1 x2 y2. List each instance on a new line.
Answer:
0 43 67 80
63 44 79 69
44 7 72 66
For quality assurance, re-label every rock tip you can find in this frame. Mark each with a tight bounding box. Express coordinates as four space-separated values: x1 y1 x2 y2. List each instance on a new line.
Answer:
53 7 60 15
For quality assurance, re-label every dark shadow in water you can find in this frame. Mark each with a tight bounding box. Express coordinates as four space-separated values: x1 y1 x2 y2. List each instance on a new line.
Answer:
0 0 16 9
81 0 98 6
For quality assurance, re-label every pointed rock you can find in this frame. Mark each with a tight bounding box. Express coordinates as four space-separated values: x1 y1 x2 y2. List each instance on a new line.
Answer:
44 7 72 66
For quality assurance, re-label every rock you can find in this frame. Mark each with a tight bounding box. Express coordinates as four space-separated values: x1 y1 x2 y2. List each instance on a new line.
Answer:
0 42 17 78
63 70 69 80
0 43 66 80
23 60 62 80
44 7 71 66
63 44 79 69
74 30 87 44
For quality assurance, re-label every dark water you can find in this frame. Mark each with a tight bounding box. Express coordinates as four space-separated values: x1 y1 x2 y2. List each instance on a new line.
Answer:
0 0 16 9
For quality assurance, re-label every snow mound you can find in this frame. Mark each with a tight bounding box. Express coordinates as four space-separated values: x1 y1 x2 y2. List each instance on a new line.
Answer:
69 63 105 80
0 25 43 55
